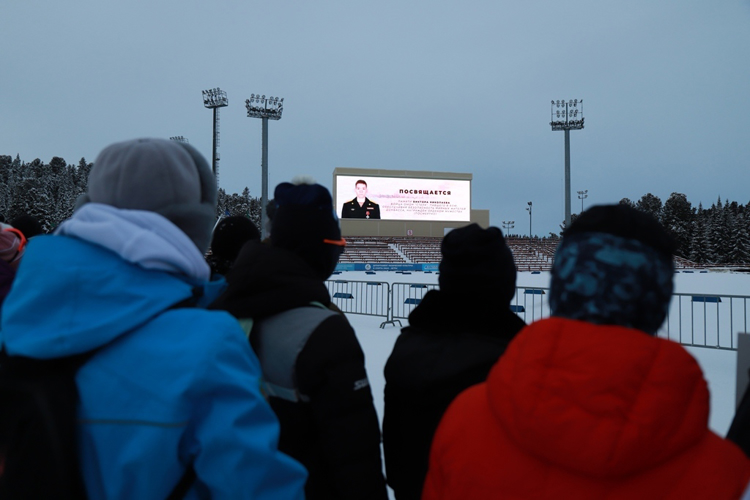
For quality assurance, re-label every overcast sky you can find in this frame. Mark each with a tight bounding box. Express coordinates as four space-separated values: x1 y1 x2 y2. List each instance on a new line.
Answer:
3 1 749 236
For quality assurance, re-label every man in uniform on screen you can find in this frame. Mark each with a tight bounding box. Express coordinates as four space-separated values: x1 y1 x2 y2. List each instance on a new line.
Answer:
341 179 380 219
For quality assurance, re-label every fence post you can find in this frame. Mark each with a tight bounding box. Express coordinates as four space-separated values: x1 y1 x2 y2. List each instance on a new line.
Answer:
379 283 401 329
737 333 750 409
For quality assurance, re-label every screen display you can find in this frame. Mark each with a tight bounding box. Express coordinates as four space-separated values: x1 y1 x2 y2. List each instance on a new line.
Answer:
335 175 471 221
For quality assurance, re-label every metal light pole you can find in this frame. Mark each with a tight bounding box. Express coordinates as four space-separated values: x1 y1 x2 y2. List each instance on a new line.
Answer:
169 136 189 143
246 94 284 240
202 88 228 183
551 99 584 228
502 220 515 235
526 201 532 240
577 189 588 213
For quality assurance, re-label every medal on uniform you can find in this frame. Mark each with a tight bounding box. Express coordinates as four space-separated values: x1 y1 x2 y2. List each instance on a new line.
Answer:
366 211 370 219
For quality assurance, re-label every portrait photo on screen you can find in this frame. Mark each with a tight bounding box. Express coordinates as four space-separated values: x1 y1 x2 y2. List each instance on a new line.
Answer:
335 175 471 222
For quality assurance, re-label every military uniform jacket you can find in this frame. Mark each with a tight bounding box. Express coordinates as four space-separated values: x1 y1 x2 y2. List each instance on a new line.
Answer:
341 198 380 219
210 242 388 500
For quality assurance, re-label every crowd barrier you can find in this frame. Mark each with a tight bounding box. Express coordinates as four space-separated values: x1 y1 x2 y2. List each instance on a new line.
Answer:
324 279 750 350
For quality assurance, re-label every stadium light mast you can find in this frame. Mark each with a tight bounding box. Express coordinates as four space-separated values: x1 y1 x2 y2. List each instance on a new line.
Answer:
502 220 515 235
526 201 533 240
550 99 584 228
202 88 228 183
577 189 588 213
169 136 189 143
246 94 284 240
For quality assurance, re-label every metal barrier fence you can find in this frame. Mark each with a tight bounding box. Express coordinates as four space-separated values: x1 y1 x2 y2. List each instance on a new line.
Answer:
326 279 390 319
325 279 750 350
662 292 750 350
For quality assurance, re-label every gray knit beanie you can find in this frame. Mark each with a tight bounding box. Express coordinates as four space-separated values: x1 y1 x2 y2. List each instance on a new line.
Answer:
78 138 217 253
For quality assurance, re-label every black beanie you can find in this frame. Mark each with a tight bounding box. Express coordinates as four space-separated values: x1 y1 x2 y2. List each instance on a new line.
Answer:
10 214 44 238
439 224 517 305
211 216 261 262
271 182 344 279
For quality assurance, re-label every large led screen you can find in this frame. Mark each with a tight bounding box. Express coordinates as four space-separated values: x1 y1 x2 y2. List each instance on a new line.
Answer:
335 175 471 221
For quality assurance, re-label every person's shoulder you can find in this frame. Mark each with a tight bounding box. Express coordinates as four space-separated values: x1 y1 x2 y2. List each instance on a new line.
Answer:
343 199 356 206
367 198 379 206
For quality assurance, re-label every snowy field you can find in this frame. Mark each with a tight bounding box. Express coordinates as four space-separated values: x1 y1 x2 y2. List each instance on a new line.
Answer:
343 269 750 497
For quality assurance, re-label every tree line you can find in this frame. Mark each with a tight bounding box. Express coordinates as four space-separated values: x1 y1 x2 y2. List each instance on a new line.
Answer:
2 155 748 264
619 193 750 265
0 155 262 233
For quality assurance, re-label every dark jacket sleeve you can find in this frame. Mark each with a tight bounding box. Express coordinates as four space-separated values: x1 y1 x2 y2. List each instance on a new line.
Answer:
727 372 750 458
296 314 388 500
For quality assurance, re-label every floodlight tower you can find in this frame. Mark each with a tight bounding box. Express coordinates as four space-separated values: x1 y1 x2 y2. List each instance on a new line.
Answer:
577 189 588 213
550 99 584 228
526 201 532 240
169 136 189 143
502 220 515 235
246 94 284 240
202 88 228 183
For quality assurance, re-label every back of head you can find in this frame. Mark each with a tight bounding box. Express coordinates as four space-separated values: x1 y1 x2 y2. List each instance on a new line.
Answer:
10 215 44 238
79 138 217 253
439 224 517 306
211 216 261 262
270 180 344 280
550 204 676 335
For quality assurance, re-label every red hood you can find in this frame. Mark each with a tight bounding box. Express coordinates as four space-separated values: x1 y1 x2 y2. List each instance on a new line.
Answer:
487 317 709 478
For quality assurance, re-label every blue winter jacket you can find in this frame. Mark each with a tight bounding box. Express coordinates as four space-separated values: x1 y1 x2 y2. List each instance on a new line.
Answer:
0 234 307 499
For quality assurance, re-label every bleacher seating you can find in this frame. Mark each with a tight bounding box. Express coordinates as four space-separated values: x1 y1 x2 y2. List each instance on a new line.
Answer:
342 235 705 271
339 239 406 263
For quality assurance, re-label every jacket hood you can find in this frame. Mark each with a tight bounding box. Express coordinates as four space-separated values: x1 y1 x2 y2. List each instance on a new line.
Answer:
1 234 225 358
487 317 709 478
210 240 331 320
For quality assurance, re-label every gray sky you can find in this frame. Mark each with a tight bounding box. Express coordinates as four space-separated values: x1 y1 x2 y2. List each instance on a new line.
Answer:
3 1 749 237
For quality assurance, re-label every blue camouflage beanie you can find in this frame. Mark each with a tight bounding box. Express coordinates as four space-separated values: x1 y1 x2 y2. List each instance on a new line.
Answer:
549 204 675 335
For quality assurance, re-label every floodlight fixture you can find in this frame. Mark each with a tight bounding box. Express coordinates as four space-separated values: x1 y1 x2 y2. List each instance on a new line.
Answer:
169 136 188 143
245 94 284 120
550 98 585 228
502 220 515 234
577 189 588 213
246 93 285 240
550 99 584 131
202 88 228 109
202 87 229 183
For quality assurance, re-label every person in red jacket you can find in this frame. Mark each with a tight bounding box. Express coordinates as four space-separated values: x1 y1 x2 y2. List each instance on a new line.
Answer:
423 204 750 500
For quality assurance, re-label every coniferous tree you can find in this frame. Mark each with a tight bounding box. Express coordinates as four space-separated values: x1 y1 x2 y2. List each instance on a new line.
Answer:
689 204 710 264
636 193 663 223
727 211 750 264
662 193 693 258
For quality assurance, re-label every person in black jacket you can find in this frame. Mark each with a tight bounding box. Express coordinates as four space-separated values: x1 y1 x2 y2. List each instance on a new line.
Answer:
383 223 526 500
211 180 388 500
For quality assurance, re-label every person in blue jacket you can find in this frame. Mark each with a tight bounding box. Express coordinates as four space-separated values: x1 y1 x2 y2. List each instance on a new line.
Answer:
0 138 307 500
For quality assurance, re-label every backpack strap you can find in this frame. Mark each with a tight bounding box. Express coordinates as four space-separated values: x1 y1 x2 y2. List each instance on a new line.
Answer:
250 305 339 403
165 465 196 500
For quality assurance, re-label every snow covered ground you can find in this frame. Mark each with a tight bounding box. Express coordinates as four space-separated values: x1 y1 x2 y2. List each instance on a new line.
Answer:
344 269 750 498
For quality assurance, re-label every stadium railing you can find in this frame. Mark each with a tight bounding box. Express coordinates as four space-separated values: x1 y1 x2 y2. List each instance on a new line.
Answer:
325 279 750 350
